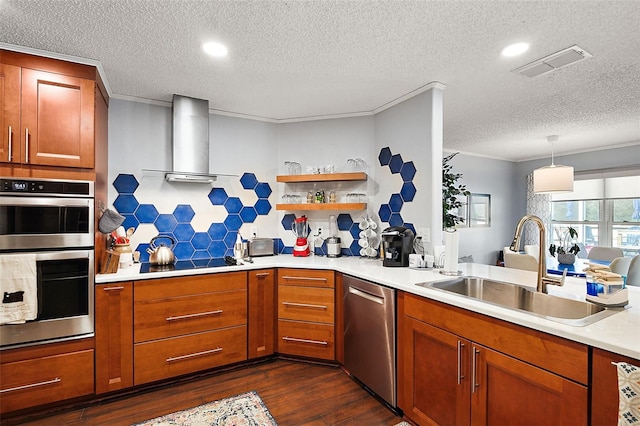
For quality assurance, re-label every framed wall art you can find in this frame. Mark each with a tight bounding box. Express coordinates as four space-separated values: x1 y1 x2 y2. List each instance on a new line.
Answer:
469 193 491 227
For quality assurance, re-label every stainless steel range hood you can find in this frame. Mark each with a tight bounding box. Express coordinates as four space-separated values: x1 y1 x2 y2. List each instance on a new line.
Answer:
166 94 214 183
143 95 236 183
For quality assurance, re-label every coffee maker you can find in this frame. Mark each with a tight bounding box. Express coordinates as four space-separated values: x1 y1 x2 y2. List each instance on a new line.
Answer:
381 226 414 267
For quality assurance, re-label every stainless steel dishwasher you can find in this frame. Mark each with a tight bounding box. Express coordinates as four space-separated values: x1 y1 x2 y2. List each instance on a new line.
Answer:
343 275 396 407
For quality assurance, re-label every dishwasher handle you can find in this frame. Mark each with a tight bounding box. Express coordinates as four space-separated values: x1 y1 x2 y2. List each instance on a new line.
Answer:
348 286 385 304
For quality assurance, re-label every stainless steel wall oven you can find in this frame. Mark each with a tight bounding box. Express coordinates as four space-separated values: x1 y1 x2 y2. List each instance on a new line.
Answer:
1 177 95 349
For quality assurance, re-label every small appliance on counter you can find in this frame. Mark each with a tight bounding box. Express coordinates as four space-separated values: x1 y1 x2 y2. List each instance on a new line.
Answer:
248 238 275 257
326 215 341 258
292 215 310 257
326 236 341 257
381 226 414 267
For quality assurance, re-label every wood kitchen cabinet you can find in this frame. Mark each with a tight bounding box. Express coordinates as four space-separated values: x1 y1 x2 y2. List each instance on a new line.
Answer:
133 272 248 385
398 292 589 426
0 338 94 414
277 268 336 360
0 63 20 165
0 50 105 172
591 348 640 425
95 282 133 394
248 269 276 359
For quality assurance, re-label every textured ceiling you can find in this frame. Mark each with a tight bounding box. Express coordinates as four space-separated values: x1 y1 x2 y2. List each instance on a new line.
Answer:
1 0 639 161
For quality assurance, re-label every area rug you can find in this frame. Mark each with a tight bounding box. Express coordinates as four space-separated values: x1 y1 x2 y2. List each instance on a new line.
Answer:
132 390 277 426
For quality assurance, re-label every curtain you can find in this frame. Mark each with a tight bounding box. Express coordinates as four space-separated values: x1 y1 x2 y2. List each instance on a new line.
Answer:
525 173 551 246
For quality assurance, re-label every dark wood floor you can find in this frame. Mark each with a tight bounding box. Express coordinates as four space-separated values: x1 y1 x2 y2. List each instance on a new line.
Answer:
3 358 405 426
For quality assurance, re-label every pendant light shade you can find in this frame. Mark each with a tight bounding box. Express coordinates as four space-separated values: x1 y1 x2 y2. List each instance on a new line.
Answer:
533 135 574 194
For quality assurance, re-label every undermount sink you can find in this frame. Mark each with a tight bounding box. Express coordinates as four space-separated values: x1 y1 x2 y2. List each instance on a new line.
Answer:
417 276 623 326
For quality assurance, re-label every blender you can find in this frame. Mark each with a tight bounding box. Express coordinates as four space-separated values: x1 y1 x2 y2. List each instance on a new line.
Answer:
292 215 310 257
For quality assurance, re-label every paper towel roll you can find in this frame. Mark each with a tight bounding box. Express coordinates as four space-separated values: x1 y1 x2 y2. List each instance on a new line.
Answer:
443 230 459 272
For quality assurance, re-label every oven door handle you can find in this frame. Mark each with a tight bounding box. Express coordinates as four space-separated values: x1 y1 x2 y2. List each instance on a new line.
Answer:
31 250 94 261
0 196 93 206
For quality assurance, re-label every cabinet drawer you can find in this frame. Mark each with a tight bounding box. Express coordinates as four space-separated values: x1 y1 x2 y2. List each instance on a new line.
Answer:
1 349 94 413
135 272 247 302
134 326 247 385
134 289 247 342
278 285 334 324
278 320 334 360
278 268 334 288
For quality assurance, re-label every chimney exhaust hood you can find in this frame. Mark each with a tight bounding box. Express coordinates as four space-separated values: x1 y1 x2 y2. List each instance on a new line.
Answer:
144 94 235 183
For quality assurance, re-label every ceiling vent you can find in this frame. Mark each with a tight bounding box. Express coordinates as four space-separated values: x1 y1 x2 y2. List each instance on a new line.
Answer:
513 45 593 78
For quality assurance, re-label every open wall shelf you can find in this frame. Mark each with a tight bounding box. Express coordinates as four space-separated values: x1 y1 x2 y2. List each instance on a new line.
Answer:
276 172 367 183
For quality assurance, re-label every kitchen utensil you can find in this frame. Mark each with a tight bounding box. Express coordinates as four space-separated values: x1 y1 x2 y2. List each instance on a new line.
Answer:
291 215 310 257
146 235 176 265
98 208 125 234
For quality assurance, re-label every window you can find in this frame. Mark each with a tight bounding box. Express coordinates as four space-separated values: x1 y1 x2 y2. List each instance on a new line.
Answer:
551 171 640 257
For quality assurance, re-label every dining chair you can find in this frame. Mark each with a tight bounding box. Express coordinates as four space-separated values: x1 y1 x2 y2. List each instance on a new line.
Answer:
503 247 538 272
625 255 640 287
587 246 624 262
609 257 632 276
524 244 539 261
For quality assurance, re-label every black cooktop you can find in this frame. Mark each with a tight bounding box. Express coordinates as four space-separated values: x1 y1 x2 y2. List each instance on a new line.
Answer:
139 258 230 274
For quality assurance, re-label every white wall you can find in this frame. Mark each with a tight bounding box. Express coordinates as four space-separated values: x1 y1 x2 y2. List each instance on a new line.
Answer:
445 153 518 265
374 88 444 246
276 116 375 248
108 99 279 251
107 90 518 264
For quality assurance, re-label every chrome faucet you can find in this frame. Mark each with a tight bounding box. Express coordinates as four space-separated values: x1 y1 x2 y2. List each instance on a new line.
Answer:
509 214 565 293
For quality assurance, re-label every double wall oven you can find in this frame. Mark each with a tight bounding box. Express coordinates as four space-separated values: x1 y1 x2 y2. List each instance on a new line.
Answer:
1 177 95 349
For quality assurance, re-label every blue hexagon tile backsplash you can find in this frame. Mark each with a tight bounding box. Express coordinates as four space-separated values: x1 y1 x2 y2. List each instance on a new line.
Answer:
112 148 416 261
112 172 275 262
377 147 417 234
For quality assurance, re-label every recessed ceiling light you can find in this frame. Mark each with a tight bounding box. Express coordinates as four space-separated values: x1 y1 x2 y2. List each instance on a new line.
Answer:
501 42 529 58
202 41 228 58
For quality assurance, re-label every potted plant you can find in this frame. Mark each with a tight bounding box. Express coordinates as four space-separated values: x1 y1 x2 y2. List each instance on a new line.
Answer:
548 226 580 264
442 153 470 229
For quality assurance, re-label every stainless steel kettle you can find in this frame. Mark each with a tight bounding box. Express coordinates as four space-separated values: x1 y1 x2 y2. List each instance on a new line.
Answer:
147 235 176 265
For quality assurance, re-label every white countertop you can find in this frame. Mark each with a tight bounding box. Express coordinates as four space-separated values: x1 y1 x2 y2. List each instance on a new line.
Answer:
97 255 640 360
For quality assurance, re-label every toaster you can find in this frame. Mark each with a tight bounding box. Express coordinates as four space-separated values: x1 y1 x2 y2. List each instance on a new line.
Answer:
248 238 276 257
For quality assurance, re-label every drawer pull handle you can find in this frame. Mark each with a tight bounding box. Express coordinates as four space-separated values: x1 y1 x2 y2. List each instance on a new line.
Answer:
1 377 61 394
103 286 125 291
166 347 223 363
255 273 270 278
281 276 327 282
166 309 223 321
282 301 327 310
282 336 328 346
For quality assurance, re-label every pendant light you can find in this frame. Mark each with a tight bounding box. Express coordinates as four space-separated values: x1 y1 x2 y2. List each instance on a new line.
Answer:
533 135 574 193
